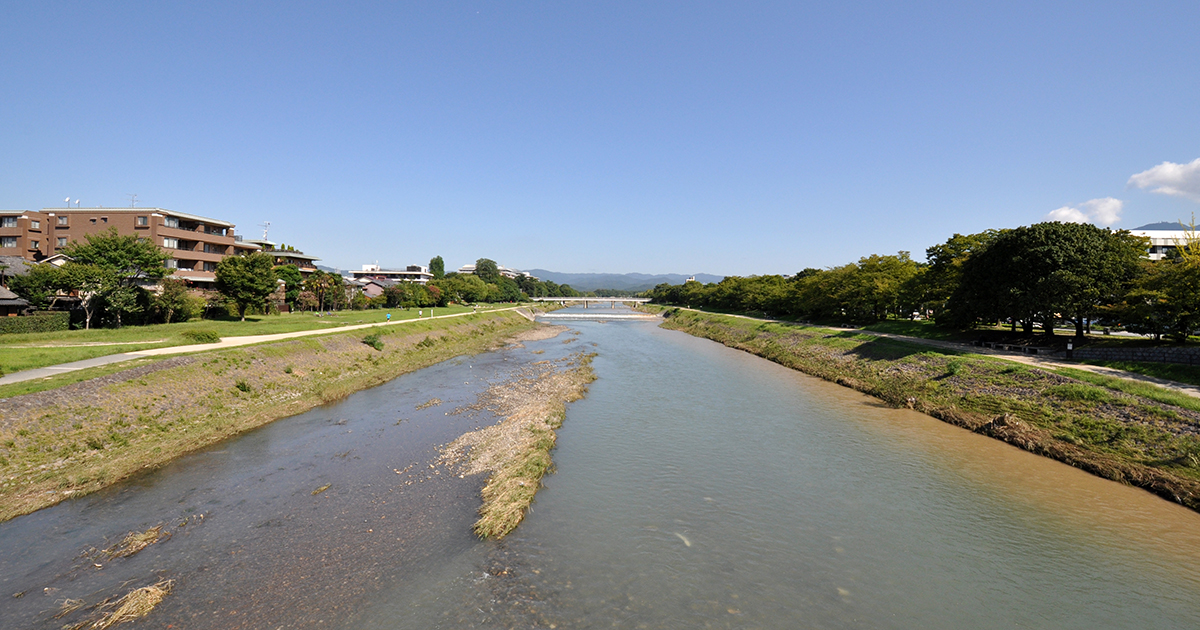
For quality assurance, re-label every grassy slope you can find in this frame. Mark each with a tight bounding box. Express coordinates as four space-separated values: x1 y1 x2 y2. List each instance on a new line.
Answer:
0 304 508 374
660 310 1200 512
0 310 539 522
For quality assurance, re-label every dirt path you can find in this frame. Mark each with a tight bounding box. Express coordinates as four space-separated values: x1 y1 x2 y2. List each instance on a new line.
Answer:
0 307 536 387
674 308 1200 399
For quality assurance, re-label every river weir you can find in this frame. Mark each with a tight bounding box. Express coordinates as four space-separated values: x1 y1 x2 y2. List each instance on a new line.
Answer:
3 305 1200 629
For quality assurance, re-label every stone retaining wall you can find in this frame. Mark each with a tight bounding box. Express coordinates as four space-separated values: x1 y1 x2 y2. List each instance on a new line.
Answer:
1074 346 1200 366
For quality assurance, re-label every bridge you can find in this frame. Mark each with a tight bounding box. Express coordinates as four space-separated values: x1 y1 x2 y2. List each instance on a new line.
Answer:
527 297 650 308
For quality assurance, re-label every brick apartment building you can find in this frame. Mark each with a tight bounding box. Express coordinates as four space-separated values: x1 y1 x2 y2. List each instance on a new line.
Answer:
0 207 259 285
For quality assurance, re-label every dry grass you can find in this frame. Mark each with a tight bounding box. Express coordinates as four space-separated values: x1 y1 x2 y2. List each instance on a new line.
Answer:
90 580 173 629
415 398 443 410
103 525 170 558
440 351 596 539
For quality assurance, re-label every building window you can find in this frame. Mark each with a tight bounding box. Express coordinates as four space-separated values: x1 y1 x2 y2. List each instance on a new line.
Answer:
57 237 68 247
0 217 16 228
203 262 217 272
29 240 39 250
0 236 15 248
101 217 107 223
163 237 179 249
136 216 148 226
164 217 179 228
57 215 68 225
165 259 179 269
30 220 40 230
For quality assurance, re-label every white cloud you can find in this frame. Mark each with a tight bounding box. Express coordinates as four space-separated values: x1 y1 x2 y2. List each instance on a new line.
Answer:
1044 197 1123 226
1128 158 1200 201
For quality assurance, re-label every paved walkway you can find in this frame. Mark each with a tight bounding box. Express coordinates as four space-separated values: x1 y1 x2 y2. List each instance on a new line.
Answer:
0 307 533 387
676 308 1200 399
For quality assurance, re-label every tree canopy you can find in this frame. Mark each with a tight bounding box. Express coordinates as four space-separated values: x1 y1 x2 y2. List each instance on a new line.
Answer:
216 252 278 321
60 227 171 286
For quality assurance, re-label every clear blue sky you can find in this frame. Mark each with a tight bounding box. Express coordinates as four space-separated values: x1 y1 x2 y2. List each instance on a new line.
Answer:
4 1 1199 277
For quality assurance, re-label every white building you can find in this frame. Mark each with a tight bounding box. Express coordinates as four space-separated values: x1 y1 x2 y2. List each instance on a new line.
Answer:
1129 222 1197 261
456 263 537 280
350 264 433 283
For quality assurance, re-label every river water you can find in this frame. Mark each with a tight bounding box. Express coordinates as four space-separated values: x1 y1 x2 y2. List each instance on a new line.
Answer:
3 306 1200 629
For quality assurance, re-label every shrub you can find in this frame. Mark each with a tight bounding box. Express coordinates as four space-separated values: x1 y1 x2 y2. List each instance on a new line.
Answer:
235 379 252 393
0 311 70 334
181 329 221 344
363 333 384 351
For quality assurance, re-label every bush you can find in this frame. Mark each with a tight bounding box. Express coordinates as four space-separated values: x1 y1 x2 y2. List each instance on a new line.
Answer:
181 329 221 344
363 332 384 351
235 379 252 393
0 311 70 334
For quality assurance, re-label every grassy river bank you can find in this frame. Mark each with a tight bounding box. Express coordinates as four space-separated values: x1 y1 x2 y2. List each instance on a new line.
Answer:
0 311 546 522
659 309 1200 513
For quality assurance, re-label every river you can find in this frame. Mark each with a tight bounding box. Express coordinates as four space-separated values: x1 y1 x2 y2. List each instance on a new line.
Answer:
3 305 1200 629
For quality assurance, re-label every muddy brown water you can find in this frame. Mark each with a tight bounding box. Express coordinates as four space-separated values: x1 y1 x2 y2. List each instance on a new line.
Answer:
3 306 1200 629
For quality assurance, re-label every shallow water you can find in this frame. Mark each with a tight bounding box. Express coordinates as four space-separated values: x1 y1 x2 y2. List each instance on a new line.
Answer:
4 307 1200 629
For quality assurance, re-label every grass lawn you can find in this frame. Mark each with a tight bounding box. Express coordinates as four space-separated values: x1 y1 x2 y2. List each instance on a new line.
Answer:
1076 359 1200 389
859 319 970 341
0 303 507 375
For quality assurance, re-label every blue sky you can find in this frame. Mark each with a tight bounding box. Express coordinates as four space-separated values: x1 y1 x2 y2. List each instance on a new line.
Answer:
4 1 1199 276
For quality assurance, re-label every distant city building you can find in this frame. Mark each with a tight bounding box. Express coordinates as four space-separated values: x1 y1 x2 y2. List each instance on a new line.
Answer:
456 263 538 280
1129 222 1196 261
350 264 434 284
241 238 321 277
0 207 258 286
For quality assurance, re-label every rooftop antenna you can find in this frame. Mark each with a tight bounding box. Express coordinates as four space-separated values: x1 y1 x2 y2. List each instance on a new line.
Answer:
74 199 80 207
127 193 139 208
64 197 70 207
259 221 271 240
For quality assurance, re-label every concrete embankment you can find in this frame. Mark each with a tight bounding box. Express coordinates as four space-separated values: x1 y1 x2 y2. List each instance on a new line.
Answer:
659 310 1200 513
0 311 542 522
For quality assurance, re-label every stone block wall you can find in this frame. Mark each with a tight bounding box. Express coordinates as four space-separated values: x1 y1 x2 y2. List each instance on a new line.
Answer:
1073 346 1200 365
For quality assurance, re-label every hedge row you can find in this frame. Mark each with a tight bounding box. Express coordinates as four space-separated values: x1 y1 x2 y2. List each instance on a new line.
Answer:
0 311 70 334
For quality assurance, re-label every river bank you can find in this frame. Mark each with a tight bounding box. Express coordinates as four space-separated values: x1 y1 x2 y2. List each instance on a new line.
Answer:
659 309 1200 513
0 310 543 522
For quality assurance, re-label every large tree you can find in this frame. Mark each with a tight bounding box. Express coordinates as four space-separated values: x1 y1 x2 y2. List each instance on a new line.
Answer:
429 255 445 279
951 222 1145 337
474 258 500 284
60 227 171 287
273 264 304 308
216 252 278 321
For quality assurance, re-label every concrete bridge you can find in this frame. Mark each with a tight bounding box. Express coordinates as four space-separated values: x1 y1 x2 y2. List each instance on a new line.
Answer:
527 297 650 308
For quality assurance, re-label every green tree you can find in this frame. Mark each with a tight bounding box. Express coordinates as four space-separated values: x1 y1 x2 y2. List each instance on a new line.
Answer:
58 263 114 329
430 255 445 279
152 278 202 323
475 258 500 284
274 264 304 308
60 227 171 287
952 222 1145 337
8 263 64 310
304 270 347 311
216 252 278 321
923 231 999 320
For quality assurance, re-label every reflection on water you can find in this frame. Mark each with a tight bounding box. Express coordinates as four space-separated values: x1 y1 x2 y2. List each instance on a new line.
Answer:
4 305 1200 629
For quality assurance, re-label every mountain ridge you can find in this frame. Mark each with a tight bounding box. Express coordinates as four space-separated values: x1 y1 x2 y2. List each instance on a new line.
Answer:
525 270 725 292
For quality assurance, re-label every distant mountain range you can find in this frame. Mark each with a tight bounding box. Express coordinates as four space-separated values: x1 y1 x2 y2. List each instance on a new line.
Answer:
1133 221 1190 231
525 270 724 292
